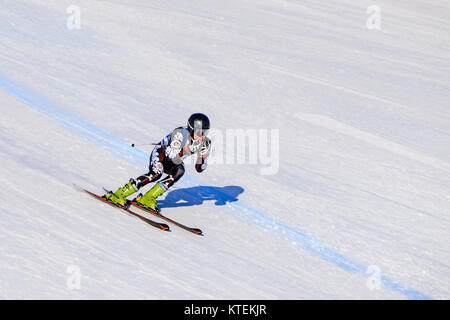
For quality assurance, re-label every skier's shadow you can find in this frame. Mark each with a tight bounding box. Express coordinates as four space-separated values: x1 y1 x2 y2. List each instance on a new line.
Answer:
158 185 244 209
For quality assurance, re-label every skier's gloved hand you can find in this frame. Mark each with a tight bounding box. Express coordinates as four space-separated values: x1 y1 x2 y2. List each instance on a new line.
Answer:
195 138 211 173
195 162 207 173
198 138 211 156
189 139 202 153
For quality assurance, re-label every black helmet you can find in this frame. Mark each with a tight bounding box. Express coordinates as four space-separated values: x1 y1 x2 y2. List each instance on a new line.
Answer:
188 113 210 137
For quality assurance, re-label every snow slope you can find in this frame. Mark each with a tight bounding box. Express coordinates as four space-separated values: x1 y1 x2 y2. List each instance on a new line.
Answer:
1 0 449 299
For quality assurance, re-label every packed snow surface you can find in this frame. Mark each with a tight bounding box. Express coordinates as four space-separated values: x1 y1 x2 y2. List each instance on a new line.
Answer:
0 0 449 299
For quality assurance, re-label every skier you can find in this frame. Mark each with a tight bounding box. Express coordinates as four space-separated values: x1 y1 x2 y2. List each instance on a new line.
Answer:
105 113 211 211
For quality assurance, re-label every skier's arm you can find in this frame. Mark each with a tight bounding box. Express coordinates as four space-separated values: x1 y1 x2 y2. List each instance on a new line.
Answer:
164 129 185 159
195 138 211 173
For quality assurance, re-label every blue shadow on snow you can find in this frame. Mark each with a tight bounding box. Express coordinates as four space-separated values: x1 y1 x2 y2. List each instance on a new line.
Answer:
158 185 244 209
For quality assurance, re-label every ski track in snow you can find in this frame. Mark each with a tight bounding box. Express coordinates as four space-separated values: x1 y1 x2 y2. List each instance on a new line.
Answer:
296 112 450 173
0 74 431 300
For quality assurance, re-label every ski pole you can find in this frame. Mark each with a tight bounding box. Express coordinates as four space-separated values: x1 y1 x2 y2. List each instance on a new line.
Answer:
131 142 161 148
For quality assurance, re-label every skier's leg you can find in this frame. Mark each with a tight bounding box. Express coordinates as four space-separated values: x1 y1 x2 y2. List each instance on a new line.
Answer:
105 147 163 205
159 163 185 190
135 171 162 189
135 146 165 189
136 163 185 210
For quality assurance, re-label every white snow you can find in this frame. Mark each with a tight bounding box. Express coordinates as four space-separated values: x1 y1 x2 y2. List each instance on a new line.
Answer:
0 0 449 299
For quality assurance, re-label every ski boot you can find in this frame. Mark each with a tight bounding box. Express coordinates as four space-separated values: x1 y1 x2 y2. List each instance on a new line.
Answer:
105 179 137 206
134 182 165 211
